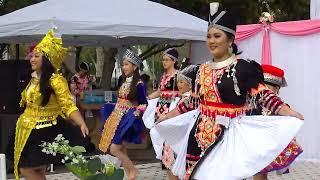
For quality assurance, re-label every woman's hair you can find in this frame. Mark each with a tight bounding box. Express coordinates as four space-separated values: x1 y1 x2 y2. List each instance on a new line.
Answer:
174 61 179 69
140 74 150 84
40 56 55 106
79 61 89 72
225 32 241 55
123 68 141 101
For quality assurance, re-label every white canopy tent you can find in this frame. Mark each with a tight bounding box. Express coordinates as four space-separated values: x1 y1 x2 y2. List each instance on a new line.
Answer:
0 0 207 47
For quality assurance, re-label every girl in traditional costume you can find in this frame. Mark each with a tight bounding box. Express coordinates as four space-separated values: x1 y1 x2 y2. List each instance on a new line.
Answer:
8 29 89 180
143 48 180 179
99 49 147 180
149 65 199 180
155 3 304 180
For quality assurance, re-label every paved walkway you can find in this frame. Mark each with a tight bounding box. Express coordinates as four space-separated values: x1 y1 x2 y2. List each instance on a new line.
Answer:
8 161 320 180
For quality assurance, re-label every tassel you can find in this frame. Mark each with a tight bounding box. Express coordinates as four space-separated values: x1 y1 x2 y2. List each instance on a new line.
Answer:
233 75 241 96
232 73 241 96
230 63 241 96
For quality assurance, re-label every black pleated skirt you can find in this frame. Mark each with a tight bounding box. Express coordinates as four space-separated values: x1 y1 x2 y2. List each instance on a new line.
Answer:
6 117 91 168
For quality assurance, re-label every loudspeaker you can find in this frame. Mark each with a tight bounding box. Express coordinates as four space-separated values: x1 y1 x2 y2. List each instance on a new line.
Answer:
0 60 31 114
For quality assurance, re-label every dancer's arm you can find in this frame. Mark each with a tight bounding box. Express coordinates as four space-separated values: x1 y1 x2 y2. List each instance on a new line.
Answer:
246 61 303 120
277 105 304 120
134 82 148 117
148 89 160 100
157 95 199 123
50 73 89 137
156 107 180 123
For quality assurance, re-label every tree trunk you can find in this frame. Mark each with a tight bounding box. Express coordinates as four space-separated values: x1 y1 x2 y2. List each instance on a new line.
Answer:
75 46 82 71
0 43 8 60
95 47 104 80
100 48 118 90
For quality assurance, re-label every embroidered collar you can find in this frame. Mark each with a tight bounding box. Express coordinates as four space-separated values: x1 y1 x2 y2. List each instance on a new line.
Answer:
209 54 237 69
160 70 177 88
31 71 40 79
165 70 178 77
125 76 133 83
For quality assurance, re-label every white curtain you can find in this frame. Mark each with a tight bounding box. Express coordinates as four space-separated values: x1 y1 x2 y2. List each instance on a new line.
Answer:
270 32 320 161
311 0 320 19
237 31 263 63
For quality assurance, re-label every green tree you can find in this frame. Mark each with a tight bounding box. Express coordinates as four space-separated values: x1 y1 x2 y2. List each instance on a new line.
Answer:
0 0 44 59
152 0 310 24
0 0 43 15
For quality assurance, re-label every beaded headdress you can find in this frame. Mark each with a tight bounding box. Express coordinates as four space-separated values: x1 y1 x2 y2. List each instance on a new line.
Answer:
208 3 237 35
34 29 68 70
177 65 199 89
122 49 143 68
163 48 179 62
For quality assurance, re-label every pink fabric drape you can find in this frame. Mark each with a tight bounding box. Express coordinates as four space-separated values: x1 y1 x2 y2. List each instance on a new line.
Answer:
262 26 272 65
271 19 320 35
235 19 320 64
235 24 262 41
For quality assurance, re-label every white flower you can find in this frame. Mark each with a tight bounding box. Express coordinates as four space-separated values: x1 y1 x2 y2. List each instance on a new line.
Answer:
52 152 56 156
61 159 65 163
52 142 58 148
55 134 63 141
260 12 274 23
262 12 271 18
72 159 79 164
65 156 69 160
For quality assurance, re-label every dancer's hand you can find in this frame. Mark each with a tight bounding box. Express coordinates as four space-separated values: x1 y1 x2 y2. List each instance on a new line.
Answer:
133 110 141 117
156 115 167 124
80 123 89 137
278 105 304 120
289 110 304 120
69 111 90 137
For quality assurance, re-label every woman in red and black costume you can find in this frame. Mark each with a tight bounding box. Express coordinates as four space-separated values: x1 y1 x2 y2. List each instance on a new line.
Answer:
144 48 180 179
155 3 304 180
148 48 179 117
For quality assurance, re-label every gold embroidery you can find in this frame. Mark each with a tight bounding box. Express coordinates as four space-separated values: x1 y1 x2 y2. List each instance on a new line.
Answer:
196 117 222 151
99 98 134 152
99 109 123 152
195 63 247 152
14 73 78 180
14 120 33 180
99 81 134 152
200 104 247 116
